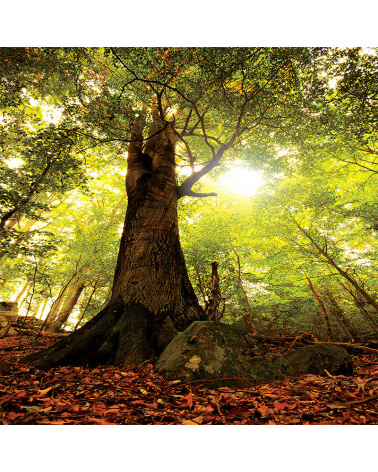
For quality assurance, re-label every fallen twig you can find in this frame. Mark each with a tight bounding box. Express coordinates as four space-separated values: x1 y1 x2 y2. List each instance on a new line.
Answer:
285 331 318 355
327 393 378 410
347 393 378 407
313 341 378 355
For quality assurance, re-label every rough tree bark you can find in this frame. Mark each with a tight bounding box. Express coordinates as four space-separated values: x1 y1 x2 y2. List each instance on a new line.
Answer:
20 111 206 369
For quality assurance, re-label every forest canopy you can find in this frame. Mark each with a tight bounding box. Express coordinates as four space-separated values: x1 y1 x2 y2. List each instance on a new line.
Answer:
1 47 378 352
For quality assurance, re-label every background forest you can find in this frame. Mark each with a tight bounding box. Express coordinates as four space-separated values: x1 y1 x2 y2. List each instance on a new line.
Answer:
1 47 378 344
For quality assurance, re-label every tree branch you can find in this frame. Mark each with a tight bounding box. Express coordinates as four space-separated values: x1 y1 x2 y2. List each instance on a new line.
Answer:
176 155 222 199
178 189 217 198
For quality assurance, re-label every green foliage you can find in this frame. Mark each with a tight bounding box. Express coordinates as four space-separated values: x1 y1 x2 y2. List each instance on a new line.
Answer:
1 47 378 340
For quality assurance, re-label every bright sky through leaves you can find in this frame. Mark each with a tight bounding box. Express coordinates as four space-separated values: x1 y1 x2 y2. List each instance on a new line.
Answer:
222 167 265 196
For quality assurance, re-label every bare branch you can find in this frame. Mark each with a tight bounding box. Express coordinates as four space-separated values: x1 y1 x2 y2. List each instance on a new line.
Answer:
178 189 217 198
176 152 223 199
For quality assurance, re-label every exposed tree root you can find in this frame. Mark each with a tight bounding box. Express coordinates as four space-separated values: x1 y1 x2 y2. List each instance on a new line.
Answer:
19 301 178 370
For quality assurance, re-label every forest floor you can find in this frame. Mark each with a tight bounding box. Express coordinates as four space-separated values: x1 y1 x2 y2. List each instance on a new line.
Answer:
1 333 378 425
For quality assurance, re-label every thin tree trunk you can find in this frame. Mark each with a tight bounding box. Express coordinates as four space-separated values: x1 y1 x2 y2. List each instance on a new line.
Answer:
324 289 361 342
206 262 223 321
37 299 48 320
43 267 84 325
339 281 378 334
230 240 258 334
45 282 85 333
33 298 44 318
44 291 67 324
73 279 100 331
3 195 52 232
306 276 334 341
14 281 30 304
193 255 208 309
4 213 24 231
0 155 60 229
287 211 378 314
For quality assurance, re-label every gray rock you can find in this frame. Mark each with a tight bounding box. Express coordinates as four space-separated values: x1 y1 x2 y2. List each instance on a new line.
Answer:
157 321 293 388
0 301 18 312
0 302 18 320
285 343 353 376
0 326 18 337
0 314 18 327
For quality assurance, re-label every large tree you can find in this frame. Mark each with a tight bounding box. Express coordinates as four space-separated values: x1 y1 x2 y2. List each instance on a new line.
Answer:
18 47 329 368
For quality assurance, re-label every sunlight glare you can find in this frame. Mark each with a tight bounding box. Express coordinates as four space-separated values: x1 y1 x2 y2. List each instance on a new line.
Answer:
221 167 265 196
29 97 63 124
5 158 23 169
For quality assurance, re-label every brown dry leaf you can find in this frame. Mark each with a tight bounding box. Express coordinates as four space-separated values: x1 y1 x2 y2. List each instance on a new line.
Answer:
14 391 27 399
227 406 251 418
274 402 291 410
2 333 378 425
194 404 214 415
182 392 193 407
257 404 274 418
38 385 58 395
264 394 280 400
342 410 351 421
326 403 347 409
40 406 53 413
88 417 113 425
5 412 24 421
181 415 204 425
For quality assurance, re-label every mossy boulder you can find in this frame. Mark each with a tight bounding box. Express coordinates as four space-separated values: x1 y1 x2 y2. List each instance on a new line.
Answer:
157 321 293 388
285 343 353 376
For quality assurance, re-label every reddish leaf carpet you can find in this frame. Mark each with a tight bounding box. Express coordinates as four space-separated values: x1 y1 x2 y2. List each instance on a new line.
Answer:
1 335 377 425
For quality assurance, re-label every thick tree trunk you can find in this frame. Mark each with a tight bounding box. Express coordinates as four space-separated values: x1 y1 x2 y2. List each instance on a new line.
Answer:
21 116 205 369
45 282 85 333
